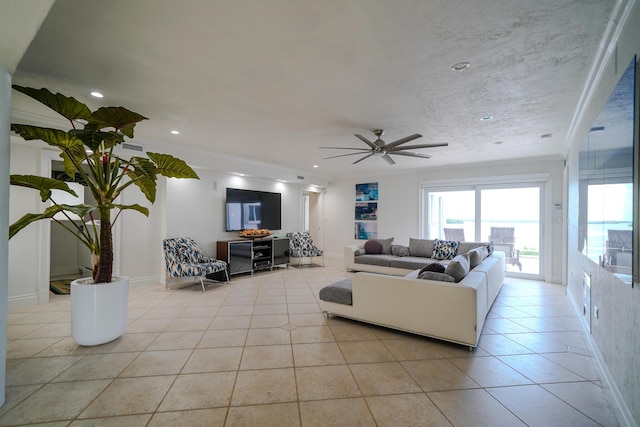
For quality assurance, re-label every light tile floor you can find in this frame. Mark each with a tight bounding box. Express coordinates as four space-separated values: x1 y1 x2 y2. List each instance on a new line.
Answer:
1 256 621 426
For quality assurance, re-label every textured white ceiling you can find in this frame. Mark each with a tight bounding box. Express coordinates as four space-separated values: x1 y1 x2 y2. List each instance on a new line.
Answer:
8 0 615 181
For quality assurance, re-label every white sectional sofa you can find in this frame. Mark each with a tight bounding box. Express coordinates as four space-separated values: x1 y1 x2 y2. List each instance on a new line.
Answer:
321 239 505 348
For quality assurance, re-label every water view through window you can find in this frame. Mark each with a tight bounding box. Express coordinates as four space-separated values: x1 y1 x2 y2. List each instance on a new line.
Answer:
424 185 541 276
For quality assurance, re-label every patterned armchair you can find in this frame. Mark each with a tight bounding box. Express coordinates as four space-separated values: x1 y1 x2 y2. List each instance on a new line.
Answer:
289 231 324 267
163 237 229 291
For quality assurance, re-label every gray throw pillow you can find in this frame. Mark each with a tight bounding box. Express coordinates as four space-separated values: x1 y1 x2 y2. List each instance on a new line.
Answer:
354 248 366 256
371 237 394 254
418 271 456 282
409 238 434 257
391 244 410 257
468 246 487 269
444 253 470 282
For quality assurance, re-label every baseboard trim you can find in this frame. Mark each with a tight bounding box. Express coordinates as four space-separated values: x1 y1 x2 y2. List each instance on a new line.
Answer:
129 275 161 288
8 293 39 309
567 291 637 427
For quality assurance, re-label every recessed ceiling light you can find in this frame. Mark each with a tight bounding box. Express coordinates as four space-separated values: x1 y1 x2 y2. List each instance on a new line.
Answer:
313 165 318 168
170 130 180 135
90 91 103 98
451 62 471 71
480 115 494 121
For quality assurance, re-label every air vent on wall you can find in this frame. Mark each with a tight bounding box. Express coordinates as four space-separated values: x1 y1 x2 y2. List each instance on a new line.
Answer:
297 175 305 180
122 143 143 152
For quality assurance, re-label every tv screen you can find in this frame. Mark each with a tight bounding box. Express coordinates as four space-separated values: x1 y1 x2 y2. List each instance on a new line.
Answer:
225 188 282 232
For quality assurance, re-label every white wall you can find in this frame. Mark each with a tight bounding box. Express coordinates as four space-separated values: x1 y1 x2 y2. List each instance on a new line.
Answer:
8 142 171 306
324 157 565 282
165 170 304 256
8 142 47 307
565 1 640 423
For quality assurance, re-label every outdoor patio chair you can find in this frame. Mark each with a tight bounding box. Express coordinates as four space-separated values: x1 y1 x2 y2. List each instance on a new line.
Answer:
488 227 522 271
444 228 465 241
604 229 632 274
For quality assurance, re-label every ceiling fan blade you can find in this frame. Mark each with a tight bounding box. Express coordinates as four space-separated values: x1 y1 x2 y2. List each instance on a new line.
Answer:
323 152 371 160
383 133 422 149
354 134 378 150
382 154 396 165
389 142 449 152
390 151 431 159
352 153 375 164
319 146 371 151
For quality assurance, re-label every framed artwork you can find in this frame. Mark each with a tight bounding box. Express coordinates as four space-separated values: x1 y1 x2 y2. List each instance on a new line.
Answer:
355 202 377 221
355 221 377 239
356 182 378 201
355 182 378 239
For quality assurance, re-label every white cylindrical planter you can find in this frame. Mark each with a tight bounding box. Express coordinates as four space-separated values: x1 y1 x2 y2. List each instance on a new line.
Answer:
71 276 129 346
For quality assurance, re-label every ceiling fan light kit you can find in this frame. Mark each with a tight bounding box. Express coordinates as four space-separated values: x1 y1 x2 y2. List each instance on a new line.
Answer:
321 129 448 165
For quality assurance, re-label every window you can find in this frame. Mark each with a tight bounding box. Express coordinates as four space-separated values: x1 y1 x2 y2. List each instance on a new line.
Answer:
422 179 545 278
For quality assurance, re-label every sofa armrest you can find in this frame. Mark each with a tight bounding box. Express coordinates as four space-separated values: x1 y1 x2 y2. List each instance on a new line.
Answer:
345 243 365 270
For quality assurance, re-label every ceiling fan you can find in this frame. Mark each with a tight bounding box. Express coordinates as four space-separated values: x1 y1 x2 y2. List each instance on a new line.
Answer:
321 129 448 165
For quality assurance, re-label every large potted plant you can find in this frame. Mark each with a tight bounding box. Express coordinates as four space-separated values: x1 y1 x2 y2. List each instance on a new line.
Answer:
9 86 199 345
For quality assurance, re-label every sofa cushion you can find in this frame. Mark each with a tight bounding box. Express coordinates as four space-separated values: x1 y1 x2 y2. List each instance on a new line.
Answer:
319 279 353 305
391 244 410 257
468 246 487 269
389 257 439 270
354 254 397 267
432 239 459 260
444 253 470 282
364 239 383 254
419 262 446 274
409 238 434 257
418 271 456 282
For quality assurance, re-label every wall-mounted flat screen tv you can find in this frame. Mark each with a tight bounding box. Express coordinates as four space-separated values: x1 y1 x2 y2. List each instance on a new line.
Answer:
225 188 282 231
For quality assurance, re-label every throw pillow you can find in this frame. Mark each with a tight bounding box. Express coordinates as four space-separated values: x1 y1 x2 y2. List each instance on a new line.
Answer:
432 239 459 260
371 237 394 254
408 238 434 257
444 253 470 282
468 246 487 269
418 262 446 275
354 248 366 256
364 239 383 254
391 244 410 257
418 271 456 282
486 241 495 256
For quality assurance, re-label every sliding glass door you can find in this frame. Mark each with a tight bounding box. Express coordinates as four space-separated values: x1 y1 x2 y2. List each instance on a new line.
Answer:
422 182 543 278
480 186 540 275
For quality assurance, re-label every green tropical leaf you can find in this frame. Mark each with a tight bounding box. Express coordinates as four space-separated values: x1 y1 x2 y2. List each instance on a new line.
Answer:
147 152 199 179
113 203 149 217
11 125 84 150
8 204 94 239
126 157 157 203
12 85 91 122
10 175 77 202
71 129 123 152
86 107 147 138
